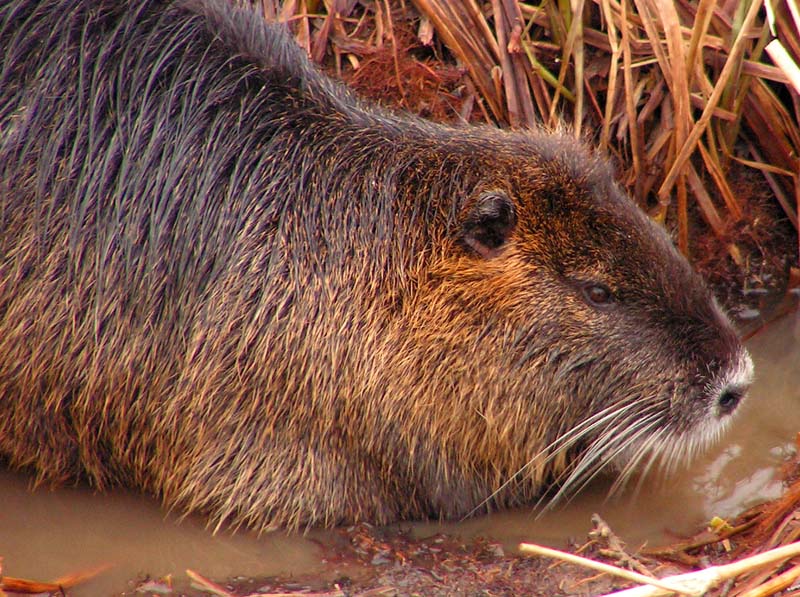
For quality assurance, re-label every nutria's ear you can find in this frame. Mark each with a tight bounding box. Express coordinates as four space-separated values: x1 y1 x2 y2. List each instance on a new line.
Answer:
461 191 517 258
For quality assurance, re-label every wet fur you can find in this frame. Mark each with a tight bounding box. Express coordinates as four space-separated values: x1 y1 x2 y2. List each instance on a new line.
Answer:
0 0 751 530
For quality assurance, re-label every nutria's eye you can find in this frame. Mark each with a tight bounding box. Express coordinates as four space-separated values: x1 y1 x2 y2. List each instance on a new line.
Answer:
581 282 614 307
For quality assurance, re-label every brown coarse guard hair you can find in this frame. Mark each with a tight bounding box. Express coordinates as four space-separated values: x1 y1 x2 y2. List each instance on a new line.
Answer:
0 0 752 531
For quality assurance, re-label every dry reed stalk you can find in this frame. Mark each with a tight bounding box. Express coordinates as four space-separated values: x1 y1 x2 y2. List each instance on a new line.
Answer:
657 0 763 203
523 541 800 597
410 0 505 119
766 38 800 94
600 0 621 151
570 0 585 137
492 0 522 125
686 161 724 234
0 564 110 595
735 563 800 597
518 543 694 594
697 141 743 219
619 0 643 192
501 0 538 126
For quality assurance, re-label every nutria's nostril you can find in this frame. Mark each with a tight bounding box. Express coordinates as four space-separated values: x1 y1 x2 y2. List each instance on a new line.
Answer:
717 386 745 416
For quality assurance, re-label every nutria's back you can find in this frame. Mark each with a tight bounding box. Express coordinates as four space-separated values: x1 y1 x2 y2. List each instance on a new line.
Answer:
0 0 752 531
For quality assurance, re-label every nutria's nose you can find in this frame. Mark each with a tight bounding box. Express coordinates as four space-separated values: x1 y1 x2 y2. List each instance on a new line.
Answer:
715 350 754 417
717 385 746 416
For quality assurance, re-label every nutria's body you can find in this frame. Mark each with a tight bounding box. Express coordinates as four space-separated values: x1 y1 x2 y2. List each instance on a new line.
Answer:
0 0 752 531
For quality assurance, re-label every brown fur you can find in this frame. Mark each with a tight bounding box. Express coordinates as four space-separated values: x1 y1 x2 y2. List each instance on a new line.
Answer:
0 0 752 531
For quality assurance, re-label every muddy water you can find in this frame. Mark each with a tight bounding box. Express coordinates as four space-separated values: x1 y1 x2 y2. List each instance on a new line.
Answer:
1 312 799 595
0 474 325 593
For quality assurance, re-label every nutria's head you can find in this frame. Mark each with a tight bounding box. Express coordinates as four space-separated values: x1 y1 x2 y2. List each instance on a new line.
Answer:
382 131 753 514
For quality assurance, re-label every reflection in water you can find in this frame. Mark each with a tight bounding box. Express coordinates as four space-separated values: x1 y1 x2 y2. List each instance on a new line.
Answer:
1 312 798 593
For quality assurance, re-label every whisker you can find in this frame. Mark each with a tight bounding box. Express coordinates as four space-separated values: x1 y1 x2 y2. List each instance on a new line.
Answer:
548 411 663 505
569 408 664 481
529 412 660 512
608 425 669 497
461 400 640 520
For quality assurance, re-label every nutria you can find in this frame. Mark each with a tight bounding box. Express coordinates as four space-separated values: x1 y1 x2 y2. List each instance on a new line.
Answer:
0 0 753 531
